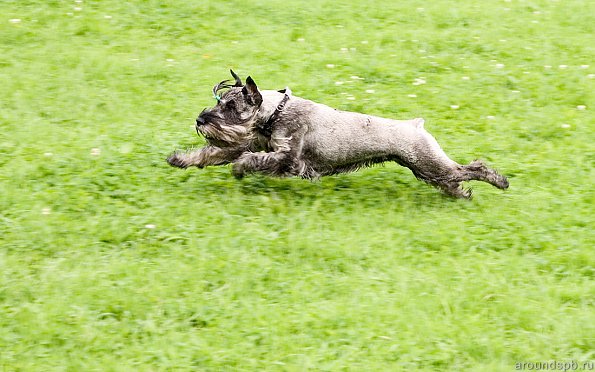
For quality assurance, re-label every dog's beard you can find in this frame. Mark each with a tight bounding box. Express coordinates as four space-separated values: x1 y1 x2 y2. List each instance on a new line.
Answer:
197 123 249 147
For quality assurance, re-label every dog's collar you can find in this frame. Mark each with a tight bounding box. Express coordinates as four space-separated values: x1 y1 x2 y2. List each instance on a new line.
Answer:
259 87 292 136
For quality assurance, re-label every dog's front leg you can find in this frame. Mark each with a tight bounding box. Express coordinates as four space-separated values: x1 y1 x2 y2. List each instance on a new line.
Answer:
232 151 294 178
232 129 305 178
167 146 244 169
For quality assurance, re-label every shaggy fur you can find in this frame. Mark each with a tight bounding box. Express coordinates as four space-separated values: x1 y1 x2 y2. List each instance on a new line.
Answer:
167 70 509 199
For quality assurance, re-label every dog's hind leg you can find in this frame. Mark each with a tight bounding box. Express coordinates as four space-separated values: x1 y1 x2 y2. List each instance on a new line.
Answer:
455 160 509 189
407 159 508 199
394 123 508 198
407 165 473 199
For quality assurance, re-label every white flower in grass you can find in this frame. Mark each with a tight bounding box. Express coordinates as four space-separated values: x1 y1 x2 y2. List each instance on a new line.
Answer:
44 152 53 157
486 115 495 120
495 63 505 69
42 208 51 215
576 105 586 110
104 15 112 19
9 19 21 24
580 65 589 69
335 81 344 85
365 89 375 94
346 96 356 101
407 94 417 98
450 105 459 109
561 124 571 129
462 76 470 81
326 64 335 68
351 76 363 80
588 74 595 79
74 7 82 11
544 65 552 69
412 77 426 86
559 64 568 69
90 148 101 156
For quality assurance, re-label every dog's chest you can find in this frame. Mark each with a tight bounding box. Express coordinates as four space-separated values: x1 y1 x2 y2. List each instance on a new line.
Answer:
253 132 273 152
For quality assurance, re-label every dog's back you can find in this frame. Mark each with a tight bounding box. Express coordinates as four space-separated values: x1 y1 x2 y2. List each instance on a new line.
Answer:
266 93 456 176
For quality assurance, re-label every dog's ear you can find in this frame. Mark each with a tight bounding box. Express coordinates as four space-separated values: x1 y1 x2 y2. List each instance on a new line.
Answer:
242 76 263 107
230 69 242 87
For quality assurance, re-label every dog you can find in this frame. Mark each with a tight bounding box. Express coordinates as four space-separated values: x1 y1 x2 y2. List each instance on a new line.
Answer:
167 70 509 198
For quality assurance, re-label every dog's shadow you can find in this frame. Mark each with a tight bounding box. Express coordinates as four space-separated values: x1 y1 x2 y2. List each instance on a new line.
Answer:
184 164 449 206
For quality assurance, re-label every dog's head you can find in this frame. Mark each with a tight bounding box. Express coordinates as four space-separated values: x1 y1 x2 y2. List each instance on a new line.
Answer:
195 70 263 147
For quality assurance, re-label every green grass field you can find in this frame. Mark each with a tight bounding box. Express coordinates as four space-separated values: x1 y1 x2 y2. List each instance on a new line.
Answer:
1 0 593 370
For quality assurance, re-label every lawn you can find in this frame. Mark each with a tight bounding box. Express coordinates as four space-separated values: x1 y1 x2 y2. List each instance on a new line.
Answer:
0 0 593 370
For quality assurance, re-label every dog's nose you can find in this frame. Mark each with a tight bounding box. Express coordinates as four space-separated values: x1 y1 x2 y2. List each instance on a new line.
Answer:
196 109 208 125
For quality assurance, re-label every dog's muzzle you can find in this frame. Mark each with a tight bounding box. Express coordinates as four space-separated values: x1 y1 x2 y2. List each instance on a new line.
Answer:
196 109 207 126
195 109 208 135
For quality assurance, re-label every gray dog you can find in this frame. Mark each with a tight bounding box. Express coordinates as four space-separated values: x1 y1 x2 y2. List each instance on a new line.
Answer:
167 70 509 198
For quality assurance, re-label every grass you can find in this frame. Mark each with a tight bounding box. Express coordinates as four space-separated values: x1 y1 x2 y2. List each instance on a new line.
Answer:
1 0 593 370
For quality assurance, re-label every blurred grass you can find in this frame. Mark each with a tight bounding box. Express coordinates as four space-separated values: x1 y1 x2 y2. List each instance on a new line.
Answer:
0 0 593 370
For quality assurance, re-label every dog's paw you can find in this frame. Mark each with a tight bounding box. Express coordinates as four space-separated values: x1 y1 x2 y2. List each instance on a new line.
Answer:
231 163 245 179
166 153 187 169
